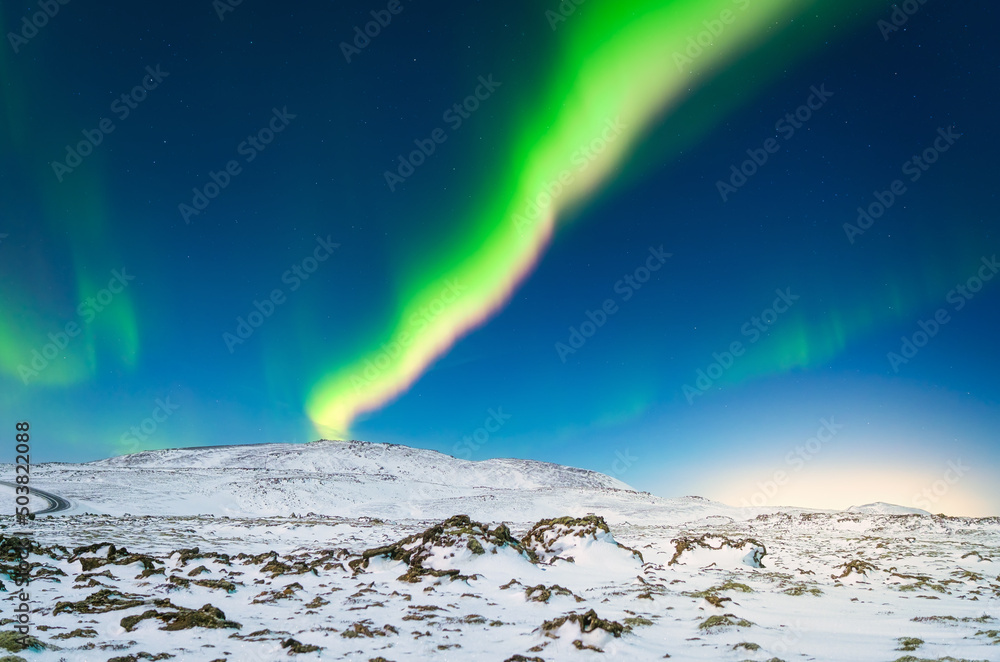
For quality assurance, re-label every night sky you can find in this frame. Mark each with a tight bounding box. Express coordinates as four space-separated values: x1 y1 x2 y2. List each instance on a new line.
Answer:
2 0 997 514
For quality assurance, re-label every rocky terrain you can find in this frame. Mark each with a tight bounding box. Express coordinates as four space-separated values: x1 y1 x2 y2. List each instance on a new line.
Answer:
0 442 998 661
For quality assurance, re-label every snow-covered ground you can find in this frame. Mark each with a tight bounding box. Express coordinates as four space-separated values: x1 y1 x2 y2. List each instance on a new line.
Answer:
1 440 998 661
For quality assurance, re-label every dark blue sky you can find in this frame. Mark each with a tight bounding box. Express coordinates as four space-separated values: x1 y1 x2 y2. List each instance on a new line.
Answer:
2 0 997 514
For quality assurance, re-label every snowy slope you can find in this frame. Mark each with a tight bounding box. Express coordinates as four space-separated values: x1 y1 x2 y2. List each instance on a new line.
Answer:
14 440 734 523
91 439 632 491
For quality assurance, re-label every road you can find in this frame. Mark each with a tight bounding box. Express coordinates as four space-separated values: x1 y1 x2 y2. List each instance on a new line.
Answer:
0 481 72 514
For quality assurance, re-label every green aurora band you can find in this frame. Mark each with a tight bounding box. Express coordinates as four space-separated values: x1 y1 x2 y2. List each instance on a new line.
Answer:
306 0 840 435
0 20 140 389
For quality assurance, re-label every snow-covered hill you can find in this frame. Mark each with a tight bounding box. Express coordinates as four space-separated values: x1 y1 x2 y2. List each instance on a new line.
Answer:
18 439 733 522
92 439 631 490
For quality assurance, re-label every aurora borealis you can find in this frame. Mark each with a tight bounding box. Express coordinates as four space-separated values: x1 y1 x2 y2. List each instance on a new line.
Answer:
307 0 811 435
2 0 998 514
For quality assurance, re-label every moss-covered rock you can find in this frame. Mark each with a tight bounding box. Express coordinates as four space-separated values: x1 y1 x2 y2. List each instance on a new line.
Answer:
698 614 753 631
280 638 322 654
120 603 241 632
897 637 925 651
106 653 174 662
537 609 627 639
252 582 303 603
522 515 643 564
349 515 532 583
51 627 98 640
0 631 45 653
622 616 654 628
525 583 584 603
71 547 161 574
75 570 116 583
668 533 766 568
53 589 148 615
340 620 398 638
685 579 754 607
782 584 823 597
170 548 231 568
168 575 237 592
831 559 878 580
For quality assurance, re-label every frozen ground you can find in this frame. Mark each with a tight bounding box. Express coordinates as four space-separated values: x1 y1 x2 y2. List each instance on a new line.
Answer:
1 441 998 661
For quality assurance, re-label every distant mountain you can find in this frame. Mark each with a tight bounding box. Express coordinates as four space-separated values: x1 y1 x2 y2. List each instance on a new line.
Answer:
28 439 733 522
847 502 932 516
92 439 632 491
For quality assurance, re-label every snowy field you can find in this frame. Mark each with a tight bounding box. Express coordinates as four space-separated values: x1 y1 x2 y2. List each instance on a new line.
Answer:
1 441 998 661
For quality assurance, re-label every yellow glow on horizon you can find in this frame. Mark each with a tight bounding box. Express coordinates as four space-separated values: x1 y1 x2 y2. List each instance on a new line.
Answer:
707 464 993 517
